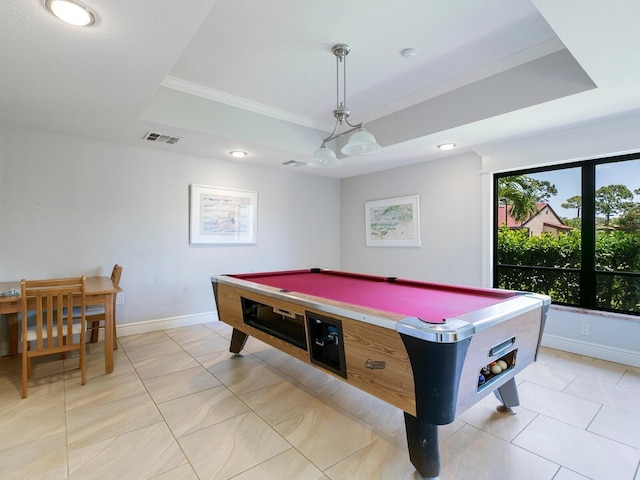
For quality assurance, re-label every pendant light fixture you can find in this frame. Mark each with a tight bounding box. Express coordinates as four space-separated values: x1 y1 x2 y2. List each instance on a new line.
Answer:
309 44 382 168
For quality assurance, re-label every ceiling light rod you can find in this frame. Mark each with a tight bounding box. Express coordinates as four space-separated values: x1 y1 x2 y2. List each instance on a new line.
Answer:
309 44 381 168
322 44 361 144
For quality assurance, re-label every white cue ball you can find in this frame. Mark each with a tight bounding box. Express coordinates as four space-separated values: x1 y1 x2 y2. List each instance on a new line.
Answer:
490 364 502 375
497 360 508 370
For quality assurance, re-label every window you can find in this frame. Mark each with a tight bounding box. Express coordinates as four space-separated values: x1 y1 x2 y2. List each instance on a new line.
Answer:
494 153 640 315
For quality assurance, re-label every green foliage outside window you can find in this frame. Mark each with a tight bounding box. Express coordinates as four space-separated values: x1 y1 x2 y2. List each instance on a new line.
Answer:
497 227 640 312
497 227 581 305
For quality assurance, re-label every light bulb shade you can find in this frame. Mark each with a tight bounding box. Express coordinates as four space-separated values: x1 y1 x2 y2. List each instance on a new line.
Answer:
341 128 382 156
309 145 341 168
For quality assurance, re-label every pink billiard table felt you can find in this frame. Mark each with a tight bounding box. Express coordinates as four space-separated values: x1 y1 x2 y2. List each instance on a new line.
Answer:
234 270 515 324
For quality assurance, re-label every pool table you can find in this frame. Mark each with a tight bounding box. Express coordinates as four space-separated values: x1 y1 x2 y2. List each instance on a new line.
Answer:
211 268 550 479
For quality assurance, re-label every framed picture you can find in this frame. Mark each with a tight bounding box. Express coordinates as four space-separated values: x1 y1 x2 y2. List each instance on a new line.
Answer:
189 184 258 244
365 195 421 247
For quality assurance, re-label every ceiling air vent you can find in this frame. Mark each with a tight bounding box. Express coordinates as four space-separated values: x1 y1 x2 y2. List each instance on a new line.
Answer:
143 131 181 145
282 160 306 167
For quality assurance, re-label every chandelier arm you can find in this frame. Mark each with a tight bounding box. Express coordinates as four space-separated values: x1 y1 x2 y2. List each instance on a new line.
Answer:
322 120 341 145
322 123 362 145
344 119 363 129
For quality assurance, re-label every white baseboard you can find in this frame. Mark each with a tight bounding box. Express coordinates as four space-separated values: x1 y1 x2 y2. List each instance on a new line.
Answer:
541 333 640 368
117 311 219 337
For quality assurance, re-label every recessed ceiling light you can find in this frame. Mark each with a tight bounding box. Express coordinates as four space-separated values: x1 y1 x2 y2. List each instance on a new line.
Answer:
437 143 456 151
229 151 248 158
45 0 96 27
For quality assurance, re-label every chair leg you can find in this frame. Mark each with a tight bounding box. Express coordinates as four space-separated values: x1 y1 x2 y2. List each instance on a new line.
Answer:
22 351 28 399
90 321 100 343
26 342 32 378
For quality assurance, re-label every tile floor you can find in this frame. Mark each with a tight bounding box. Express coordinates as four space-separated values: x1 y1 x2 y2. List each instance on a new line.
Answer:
1 321 639 480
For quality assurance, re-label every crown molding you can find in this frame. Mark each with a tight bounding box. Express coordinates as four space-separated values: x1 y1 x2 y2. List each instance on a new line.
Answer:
160 76 323 130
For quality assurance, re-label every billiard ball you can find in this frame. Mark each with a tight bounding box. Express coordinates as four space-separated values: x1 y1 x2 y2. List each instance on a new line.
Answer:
497 360 508 370
490 364 502 375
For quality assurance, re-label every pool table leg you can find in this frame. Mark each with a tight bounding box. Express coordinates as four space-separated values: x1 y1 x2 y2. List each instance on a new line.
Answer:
404 413 440 479
400 334 471 480
494 377 520 415
229 328 248 354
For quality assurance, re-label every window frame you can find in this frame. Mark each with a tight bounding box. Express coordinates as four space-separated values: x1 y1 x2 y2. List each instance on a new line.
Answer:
493 151 640 316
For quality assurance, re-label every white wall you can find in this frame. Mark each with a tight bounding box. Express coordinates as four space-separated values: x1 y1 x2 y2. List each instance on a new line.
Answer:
340 152 484 286
0 125 341 342
481 109 640 173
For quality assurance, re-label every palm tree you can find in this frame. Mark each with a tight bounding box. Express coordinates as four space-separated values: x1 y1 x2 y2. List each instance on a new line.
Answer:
498 176 541 224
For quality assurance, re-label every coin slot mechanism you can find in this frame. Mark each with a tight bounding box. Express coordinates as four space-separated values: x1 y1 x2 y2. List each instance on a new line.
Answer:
306 311 347 378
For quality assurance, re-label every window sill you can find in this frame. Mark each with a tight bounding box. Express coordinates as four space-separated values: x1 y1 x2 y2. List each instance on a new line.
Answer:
550 304 640 323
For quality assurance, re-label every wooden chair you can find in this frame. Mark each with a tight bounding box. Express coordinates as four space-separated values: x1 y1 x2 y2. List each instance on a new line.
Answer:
20 276 87 398
86 264 122 347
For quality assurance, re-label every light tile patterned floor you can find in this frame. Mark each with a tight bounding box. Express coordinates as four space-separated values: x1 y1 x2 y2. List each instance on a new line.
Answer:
1 321 639 480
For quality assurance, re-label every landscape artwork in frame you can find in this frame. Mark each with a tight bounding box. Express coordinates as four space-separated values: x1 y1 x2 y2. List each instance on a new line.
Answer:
189 184 257 244
365 195 421 247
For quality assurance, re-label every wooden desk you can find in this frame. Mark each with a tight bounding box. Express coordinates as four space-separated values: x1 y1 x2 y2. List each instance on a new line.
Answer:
0 276 119 374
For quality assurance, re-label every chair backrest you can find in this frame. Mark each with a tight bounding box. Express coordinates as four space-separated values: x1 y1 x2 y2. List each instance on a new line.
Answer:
20 276 86 353
111 264 123 289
